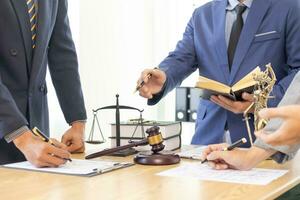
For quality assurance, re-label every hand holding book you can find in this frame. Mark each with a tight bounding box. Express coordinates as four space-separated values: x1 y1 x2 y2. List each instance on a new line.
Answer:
195 67 260 113
210 92 254 114
195 67 261 101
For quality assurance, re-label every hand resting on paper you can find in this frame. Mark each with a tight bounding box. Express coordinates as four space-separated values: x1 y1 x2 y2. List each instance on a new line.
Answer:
201 143 275 170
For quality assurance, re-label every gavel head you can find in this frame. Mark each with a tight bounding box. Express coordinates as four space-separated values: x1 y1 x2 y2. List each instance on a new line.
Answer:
146 126 165 153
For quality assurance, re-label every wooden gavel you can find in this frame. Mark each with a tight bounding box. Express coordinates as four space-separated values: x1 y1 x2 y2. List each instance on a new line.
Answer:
85 126 165 159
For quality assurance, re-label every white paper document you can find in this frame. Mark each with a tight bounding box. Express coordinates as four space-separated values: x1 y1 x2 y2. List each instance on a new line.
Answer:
157 163 288 185
177 146 207 160
2 159 133 177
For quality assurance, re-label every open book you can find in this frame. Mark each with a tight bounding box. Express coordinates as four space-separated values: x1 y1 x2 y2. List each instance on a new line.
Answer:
195 67 261 101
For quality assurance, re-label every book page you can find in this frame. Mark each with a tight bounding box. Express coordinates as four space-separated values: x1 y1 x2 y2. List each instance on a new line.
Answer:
232 67 261 92
196 76 231 94
157 163 288 185
3 159 132 176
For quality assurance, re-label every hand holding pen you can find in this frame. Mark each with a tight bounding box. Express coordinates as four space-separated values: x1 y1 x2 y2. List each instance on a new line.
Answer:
134 68 167 98
13 128 71 168
32 127 72 162
201 138 251 170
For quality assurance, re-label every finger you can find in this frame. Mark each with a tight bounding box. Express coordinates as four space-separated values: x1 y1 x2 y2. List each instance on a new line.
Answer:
32 160 55 168
207 160 229 170
210 97 235 112
47 144 71 160
202 143 228 159
207 151 230 162
214 163 229 170
61 134 70 145
242 93 254 102
72 145 85 153
149 68 163 79
218 95 236 107
51 138 68 150
211 96 232 109
139 86 153 98
43 154 67 167
66 143 83 153
258 107 290 120
207 161 216 168
140 69 153 80
208 143 229 151
139 84 149 94
140 68 159 84
139 90 153 99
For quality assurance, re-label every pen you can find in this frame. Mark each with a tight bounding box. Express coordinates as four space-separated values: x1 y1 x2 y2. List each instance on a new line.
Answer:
201 137 247 164
134 68 158 93
134 73 152 93
32 127 72 162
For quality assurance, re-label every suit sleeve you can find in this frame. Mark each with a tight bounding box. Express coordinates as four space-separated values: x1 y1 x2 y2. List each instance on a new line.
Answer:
254 72 300 163
48 0 87 123
268 3 300 107
148 10 199 105
0 75 28 139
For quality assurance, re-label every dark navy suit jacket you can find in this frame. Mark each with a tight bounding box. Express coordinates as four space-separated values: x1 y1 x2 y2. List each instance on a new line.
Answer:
149 0 300 147
0 0 87 164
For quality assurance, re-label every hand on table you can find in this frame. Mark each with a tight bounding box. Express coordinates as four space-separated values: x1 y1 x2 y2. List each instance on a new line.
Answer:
61 121 85 153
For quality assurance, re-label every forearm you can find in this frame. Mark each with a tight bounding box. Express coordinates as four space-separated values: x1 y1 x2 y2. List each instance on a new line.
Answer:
243 146 276 169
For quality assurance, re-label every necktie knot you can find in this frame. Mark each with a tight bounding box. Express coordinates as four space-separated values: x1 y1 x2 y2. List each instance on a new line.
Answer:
235 4 247 16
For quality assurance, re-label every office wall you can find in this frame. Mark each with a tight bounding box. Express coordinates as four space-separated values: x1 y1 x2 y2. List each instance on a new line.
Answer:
48 0 210 147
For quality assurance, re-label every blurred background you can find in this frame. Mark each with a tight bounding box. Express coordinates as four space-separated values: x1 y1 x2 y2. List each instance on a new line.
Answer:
48 0 211 150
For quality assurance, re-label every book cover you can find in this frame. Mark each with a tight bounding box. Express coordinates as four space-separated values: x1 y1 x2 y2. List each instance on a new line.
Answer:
110 121 182 151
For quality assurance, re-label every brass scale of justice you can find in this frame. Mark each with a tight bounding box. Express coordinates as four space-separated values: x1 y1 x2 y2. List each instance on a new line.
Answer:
85 64 276 165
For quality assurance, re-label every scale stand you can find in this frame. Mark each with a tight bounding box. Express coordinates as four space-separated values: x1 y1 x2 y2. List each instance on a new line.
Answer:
86 110 106 144
110 95 136 156
86 94 145 157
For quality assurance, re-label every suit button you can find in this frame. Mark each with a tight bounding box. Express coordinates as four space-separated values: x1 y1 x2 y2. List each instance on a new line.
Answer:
10 49 18 56
40 84 45 92
39 84 47 94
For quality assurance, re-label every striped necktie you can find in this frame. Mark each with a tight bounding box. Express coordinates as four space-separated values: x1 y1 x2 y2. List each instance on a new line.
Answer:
26 0 37 49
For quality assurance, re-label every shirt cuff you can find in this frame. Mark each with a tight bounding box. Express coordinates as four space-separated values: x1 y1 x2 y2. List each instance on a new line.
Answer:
147 77 168 106
4 126 30 143
270 152 292 164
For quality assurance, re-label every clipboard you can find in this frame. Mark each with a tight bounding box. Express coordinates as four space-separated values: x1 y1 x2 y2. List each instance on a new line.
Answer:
2 159 134 177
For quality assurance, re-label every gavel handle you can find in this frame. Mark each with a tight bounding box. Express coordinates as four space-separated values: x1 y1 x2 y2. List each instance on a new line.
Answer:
85 139 148 159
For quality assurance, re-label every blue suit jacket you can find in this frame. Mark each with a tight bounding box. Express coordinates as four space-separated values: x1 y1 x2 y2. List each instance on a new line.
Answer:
149 0 300 147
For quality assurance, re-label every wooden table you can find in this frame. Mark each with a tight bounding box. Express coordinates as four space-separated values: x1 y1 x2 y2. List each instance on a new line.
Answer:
1 148 300 200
